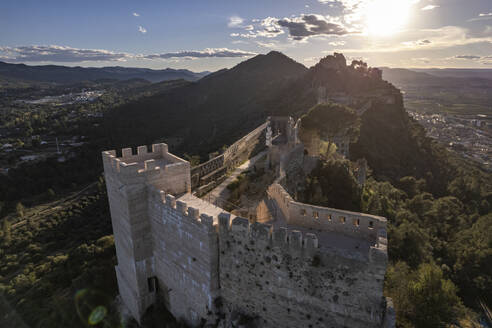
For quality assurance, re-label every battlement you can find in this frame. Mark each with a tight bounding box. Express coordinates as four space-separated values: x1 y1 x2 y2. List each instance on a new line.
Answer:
267 183 386 244
147 185 215 230
102 143 191 195
102 143 189 178
218 213 319 255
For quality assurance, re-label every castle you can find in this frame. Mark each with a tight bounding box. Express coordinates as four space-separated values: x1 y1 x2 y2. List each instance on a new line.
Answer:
102 117 395 328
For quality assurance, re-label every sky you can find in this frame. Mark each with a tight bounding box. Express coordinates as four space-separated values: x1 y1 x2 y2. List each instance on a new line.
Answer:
1 0 492 71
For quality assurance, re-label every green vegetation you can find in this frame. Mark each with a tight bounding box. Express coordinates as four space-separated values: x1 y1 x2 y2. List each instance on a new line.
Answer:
303 155 491 326
297 94 492 326
300 103 361 144
0 53 490 327
386 262 464 328
300 159 361 212
0 182 120 327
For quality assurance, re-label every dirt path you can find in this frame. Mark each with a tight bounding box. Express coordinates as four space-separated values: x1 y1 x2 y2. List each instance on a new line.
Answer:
202 150 267 208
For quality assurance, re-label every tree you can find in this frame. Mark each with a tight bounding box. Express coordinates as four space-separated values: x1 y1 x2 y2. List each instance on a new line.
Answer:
16 202 25 219
386 262 464 328
389 220 432 268
409 263 463 328
2 219 11 245
300 103 361 151
302 158 361 211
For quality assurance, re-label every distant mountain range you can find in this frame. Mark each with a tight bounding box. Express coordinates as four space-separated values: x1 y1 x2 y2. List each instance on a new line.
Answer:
413 68 492 80
0 61 209 84
381 67 492 86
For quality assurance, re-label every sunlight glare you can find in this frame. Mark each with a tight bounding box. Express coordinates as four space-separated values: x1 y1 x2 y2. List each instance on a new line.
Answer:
365 0 414 36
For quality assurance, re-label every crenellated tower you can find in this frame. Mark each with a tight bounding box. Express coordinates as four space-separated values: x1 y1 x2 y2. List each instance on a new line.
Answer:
102 143 191 322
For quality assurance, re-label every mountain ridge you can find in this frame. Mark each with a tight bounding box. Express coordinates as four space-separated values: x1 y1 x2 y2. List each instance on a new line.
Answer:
0 61 209 84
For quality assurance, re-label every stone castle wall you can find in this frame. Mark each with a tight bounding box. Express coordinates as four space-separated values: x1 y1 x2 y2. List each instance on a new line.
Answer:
103 133 393 327
223 122 267 169
267 183 386 243
147 188 219 326
217 214 388 328
190 122 267 193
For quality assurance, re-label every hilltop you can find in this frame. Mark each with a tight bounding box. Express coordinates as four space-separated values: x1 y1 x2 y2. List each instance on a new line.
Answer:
104 51 307 153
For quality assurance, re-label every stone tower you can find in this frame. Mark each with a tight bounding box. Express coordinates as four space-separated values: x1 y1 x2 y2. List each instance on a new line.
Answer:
102 144 191 321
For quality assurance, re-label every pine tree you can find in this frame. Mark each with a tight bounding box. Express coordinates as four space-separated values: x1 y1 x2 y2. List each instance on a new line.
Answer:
2 219 11 245
16 202 25 219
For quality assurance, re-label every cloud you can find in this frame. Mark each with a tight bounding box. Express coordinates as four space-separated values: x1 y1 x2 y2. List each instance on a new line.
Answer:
0 45 256 62
277 14 349 40
141 48 257 59
401 39 432 46
231 40 248 44
453 55 492 65
455 55 481 60
230 17 284 39
257 17 285 38
410 57 431 64
133 12 140 17
0 45 131 62
228 16 244 28
337 26 492 53
328 40 346 46
256 41 276 48
318 0 421 28
421 5 439 11
469 13 492 22
138 26 147 34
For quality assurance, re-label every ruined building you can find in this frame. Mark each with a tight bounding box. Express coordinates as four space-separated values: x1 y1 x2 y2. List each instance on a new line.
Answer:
102 118 395 328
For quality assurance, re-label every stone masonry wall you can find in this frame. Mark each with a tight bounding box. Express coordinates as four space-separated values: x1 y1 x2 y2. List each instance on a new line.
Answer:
223 122 267 169
217 214 387 328
103 139 392 327
102 143 192 322
147 189 219 326
267 183 386 243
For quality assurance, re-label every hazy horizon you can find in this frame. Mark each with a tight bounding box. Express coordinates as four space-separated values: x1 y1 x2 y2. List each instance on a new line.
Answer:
2 0 492 71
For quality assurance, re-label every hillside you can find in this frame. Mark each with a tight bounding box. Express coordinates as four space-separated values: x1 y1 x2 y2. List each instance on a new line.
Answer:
0 61 209 84
104 51 308 155
1 52 490 328
380 67 442 85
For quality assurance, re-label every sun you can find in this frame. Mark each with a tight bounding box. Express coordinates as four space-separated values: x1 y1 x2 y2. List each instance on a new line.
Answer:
365 0 414 36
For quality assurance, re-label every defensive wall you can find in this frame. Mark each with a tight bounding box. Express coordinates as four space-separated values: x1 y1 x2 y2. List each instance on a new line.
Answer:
267 183 386 244
103 126 393 327
190 122 267 194
147 188 219 325
223 122 268 169
217 213 388 328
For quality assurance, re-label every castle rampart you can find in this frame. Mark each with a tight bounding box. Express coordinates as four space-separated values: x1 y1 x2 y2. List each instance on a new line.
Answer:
103 123 393 327
190 122 267 194
217 213 388 328
146 187 219 325
267 183 386 244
